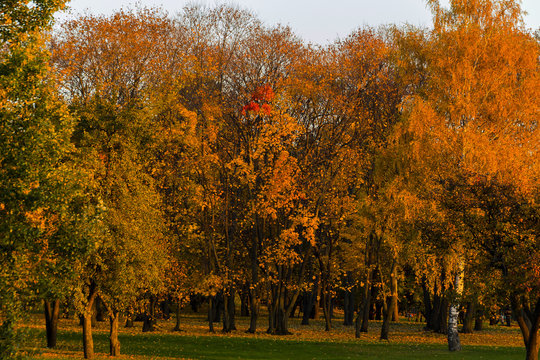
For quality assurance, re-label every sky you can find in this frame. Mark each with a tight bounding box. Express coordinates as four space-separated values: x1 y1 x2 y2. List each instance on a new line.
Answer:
57 0 540 44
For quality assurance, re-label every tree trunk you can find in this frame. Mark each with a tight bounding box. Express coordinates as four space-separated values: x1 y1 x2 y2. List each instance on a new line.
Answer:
343 288 355 326
355 267 373 337
109 311 120 356
125 314 133 328
448 303 461 351
430 292 441 332
474 309 483 331
321 291 332 331
439 297 449 334
422 277 433 329
222 291 236 332
380 258 397 340
462 302 474 333
526 328 539 360
391 268 399 322
173 300 181 331
142 296 156 332
44 299 60 348
95 296 105 322
301 291 313 325
247 288 258 333
82 312 94 359
313 281 321 320
511 295 540 360
208 296 215 333
82 284 97 359
447 265 463 352
240 287 250 317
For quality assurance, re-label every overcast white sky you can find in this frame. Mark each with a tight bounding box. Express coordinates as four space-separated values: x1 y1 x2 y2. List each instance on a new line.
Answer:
57 0 540 44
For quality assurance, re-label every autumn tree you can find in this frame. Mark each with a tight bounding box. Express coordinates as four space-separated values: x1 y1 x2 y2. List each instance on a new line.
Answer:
403 0 539 355
52 9 171 358
0 0 94 356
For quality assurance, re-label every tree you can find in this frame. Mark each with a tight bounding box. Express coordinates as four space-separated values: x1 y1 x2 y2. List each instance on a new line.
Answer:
404 0 539 355
52 10 171 358
0 0 87 356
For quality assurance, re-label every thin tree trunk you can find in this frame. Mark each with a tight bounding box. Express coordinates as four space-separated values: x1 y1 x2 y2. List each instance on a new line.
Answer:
82 283 97 359
222 291 236 332
240 287 250 317
322 291 332 331
125 314 133 328
248 291 258 333
355 267 373 337
313 281 321 320
208 296 215 333
430 292 442 332
44 299 60 348
391 267 399 322
448 264 463 352
422 277 433 330
343 287 355 326
109 311 120 356
228 291 236 330
173 300 181 331
380 258 397 340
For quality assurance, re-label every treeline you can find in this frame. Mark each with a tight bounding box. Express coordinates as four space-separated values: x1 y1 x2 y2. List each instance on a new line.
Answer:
1 0 539 359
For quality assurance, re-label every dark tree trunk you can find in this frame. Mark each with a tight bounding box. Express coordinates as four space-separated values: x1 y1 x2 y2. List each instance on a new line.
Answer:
173 300 182 331
380 259 397 340
212 293 223 323
240 287 250 317
268 285 294 335
228 291 236 330
355 268 373 337
208 296 215 333
95 296 105 322
369 274 380 321
313 281 321 320
142 296 156 332
109 311 120 356
343 288 355 326
422 278 433 330
461 302 475 333
438 297 449 334
222 291 236 332
430 293 442 332
474 309 483 331
321 290 332 331
289 296 300 318
124 313 133 328
44 299 60 348
511 294 540 360
526 328 539 360
301 292 312 325
248 290 258 333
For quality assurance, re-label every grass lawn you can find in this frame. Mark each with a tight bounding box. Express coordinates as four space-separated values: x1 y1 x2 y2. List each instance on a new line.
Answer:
22 313 527 359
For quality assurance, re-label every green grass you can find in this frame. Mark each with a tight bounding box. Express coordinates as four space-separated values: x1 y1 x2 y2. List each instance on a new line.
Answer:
25 328 525 360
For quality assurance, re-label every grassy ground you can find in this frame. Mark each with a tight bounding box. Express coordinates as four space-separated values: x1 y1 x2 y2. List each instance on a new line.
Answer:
22 311 526 359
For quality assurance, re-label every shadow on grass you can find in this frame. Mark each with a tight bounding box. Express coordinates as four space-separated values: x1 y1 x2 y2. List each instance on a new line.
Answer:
25 327 525 360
